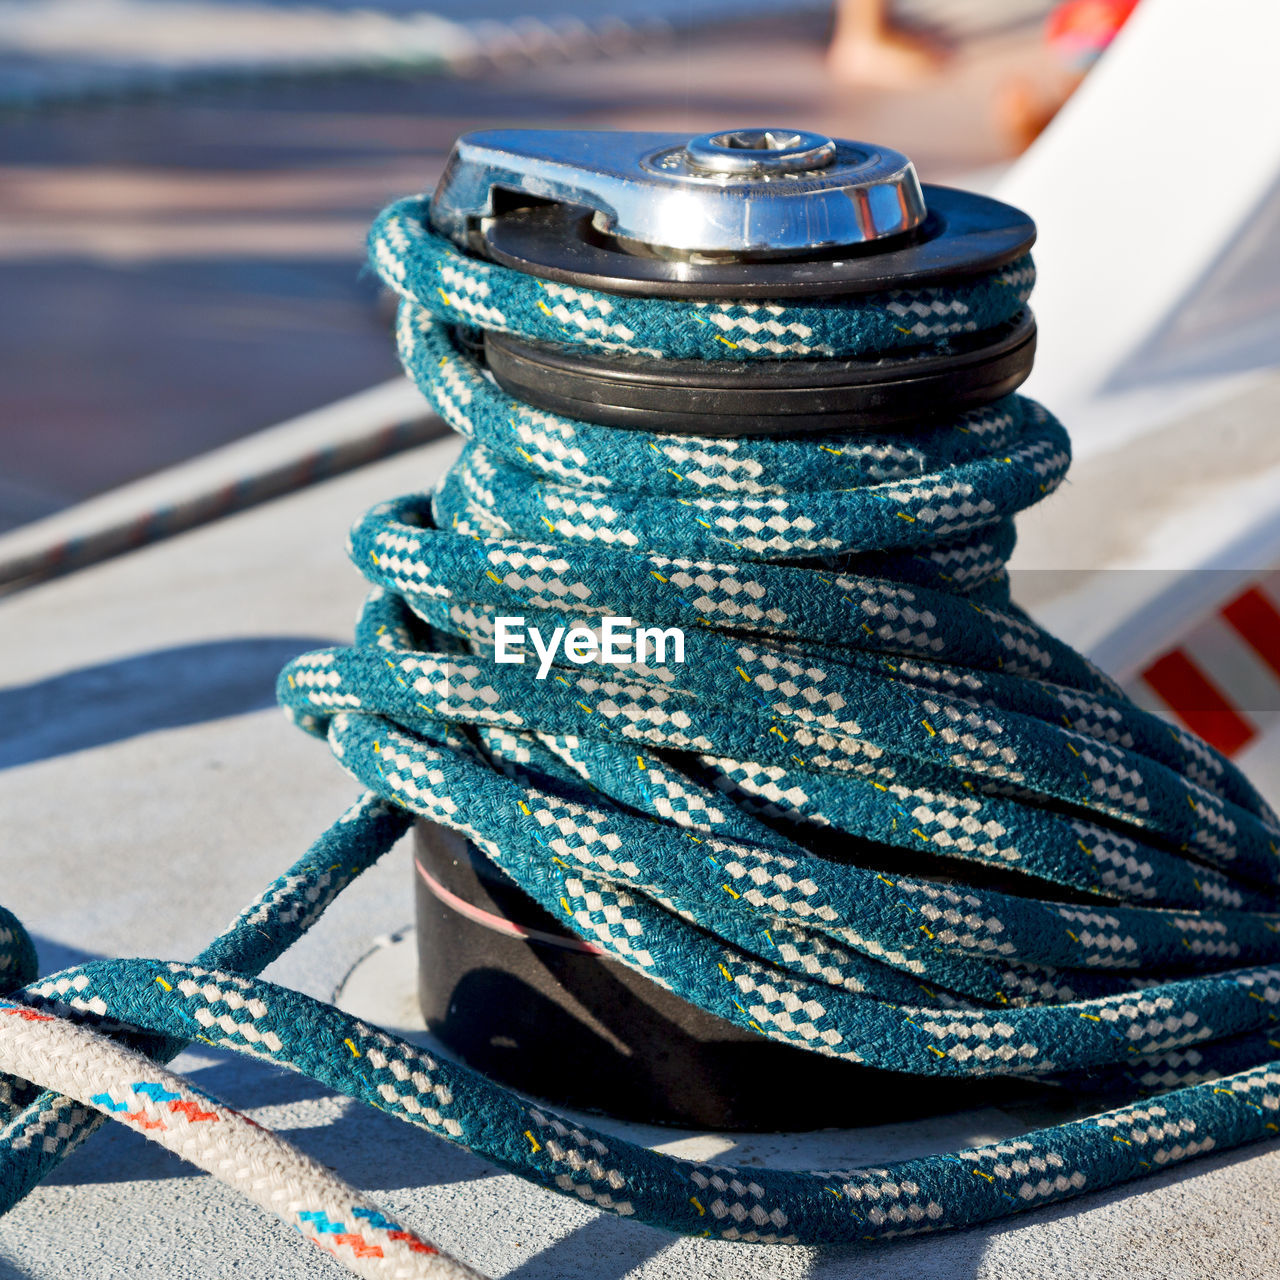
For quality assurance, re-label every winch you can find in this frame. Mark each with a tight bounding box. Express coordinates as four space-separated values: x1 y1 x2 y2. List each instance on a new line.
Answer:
424 127 1036 435
414 125 1042 1129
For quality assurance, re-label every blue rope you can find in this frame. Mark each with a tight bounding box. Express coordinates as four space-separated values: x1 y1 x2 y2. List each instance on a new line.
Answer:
3 195 1279 1252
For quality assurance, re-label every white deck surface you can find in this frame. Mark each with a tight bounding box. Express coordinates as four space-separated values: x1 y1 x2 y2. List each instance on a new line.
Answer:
998 0 1280 463
1 434 1278 1279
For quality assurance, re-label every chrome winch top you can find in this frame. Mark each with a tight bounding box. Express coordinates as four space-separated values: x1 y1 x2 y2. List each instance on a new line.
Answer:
428 126 1034 299
430 126 928 256
426 126 1038 433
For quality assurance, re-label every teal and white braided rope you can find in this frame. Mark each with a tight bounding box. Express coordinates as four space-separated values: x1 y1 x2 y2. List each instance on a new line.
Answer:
2 193 1279 1268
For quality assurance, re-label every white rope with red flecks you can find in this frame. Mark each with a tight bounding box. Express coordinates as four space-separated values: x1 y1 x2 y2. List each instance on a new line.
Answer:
0 1001 483 1280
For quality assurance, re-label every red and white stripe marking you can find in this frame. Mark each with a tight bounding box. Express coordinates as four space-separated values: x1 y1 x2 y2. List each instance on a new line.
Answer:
1131 580 1280 757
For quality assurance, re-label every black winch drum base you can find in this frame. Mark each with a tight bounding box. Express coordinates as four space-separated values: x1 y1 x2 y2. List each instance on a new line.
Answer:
414 821 1039 1130
483 312 1036 436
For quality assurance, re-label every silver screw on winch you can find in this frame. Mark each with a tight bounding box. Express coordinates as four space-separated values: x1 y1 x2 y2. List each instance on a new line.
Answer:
682 128 838 175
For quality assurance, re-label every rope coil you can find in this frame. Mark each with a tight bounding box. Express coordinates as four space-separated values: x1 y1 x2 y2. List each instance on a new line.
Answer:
2 194 1279 1271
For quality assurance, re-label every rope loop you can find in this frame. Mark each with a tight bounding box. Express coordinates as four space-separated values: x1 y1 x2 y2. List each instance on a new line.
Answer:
369 195 1036 362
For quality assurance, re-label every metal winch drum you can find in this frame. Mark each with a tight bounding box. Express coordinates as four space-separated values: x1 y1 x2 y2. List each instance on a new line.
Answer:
415 126 1041 1129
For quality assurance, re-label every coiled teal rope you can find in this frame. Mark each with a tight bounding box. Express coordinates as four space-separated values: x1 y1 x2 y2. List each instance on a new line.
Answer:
2 194 1280 1257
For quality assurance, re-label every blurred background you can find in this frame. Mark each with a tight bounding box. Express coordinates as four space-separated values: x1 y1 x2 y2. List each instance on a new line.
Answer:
0 0 1095 535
